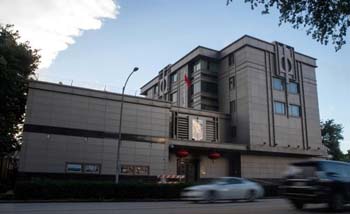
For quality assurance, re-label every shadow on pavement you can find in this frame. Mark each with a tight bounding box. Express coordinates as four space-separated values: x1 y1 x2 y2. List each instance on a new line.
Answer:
191 199 267 205
302 206 350 213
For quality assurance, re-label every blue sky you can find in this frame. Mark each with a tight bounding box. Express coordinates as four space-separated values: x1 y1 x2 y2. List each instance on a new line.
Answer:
27 0 350 151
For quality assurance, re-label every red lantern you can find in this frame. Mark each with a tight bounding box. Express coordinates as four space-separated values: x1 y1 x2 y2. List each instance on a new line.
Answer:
208 152 221 160
176 149 189 158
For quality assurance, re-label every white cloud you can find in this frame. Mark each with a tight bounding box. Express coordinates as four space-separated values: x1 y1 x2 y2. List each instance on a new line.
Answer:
0 0 119 68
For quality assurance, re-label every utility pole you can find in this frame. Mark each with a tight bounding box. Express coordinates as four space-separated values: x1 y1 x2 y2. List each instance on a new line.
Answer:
115 67 139 183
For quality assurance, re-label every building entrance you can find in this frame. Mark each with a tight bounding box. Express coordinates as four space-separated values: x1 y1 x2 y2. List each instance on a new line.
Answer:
177 158 199 182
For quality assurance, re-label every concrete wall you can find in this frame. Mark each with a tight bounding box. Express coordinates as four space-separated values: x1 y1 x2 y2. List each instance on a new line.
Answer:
20 81 171 176
20 133 168 176
236 44 324 156
241 155 307 179
20 81 233 178
141 36 324 157
301 63 322 150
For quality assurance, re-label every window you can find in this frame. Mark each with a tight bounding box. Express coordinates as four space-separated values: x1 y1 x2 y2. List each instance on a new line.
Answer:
201 104 218 111
170 73 178 83
84 164 101 174
322 162 349 178
273 78 284 91
288 82 299 94
207 61 210 70
289 104 301 117
229 76 235 90
134 166 149 175
194 62 201 72
66 163 82 173
170 92 177 103
154 85 158 95
230 100 236 114
121 165 134 175
121 165 149 176
193 82 200 94
66 163 101 174
228 53 234 66
202 81 217 93
232 126 237 137
227 178 242 184
274 101 286 115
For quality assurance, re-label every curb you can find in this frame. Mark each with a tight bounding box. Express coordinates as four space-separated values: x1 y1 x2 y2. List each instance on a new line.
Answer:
0 197 282 203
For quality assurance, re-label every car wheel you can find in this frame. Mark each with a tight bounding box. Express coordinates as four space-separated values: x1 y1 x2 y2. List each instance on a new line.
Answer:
246 190 257 202
329 193 344 211
206 190 217 203
291 200 304 210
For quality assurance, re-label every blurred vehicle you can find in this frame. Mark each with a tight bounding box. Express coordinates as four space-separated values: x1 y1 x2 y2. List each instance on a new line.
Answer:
181 177 264 202
280 160 350 211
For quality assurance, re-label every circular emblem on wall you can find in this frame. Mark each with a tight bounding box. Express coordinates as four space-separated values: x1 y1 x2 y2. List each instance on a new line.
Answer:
281 57 292 72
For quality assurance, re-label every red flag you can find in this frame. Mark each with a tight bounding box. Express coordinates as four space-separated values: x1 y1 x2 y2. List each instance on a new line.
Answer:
184 74 191 88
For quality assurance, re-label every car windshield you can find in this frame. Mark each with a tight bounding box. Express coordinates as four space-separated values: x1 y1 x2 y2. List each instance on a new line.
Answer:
320 162 350 177
287 162 319 179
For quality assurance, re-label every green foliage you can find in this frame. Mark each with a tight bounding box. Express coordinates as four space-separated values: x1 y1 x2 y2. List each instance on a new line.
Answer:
0 24 40 157
14 180 191 200
344 150 350 161
321 119 344 160
227 0 350 51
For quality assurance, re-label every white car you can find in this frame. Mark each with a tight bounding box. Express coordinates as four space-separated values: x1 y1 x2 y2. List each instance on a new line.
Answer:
182 177 264 202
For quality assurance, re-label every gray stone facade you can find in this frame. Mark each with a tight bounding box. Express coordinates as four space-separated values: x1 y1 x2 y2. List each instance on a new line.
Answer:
19 35 326 182
141 35 325 157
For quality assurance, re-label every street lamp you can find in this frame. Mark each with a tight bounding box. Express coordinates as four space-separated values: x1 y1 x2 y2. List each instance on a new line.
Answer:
115 67 139 183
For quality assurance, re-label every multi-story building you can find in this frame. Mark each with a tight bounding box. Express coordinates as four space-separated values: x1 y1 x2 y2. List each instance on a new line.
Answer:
19 35 326 182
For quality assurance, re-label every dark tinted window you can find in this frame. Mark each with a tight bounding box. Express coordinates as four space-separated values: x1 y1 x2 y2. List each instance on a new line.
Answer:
227 178 242 184
228 53 234 66
201 104 218 111
202 81 217 93
289 162 320 178
321 162 350 177
170 92 177 103
232 126 237 138
153 85 158 95
230 100 236 114
229 76 235 90
170 73 177 83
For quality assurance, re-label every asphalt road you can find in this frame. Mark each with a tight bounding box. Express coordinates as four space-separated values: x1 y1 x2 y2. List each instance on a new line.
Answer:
1 199 349 214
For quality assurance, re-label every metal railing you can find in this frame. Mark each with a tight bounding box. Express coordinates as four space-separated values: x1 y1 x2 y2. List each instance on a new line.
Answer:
33 73 141 96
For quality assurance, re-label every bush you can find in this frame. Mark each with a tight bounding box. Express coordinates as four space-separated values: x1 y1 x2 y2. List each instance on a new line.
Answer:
14 180 191 200
14 179 280 200
262 184 280 197
0 183 11 193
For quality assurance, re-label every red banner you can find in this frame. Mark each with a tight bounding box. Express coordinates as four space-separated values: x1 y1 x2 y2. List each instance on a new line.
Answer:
184 74 191 88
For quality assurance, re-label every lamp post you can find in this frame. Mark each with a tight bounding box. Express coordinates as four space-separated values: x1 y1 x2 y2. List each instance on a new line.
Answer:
115 67 139 183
